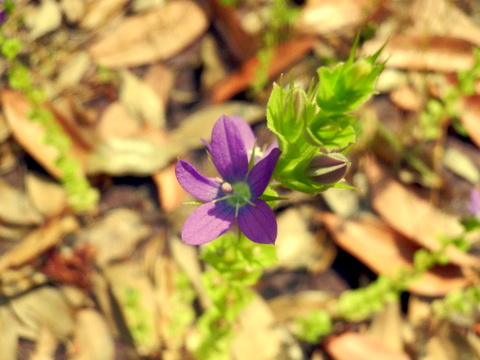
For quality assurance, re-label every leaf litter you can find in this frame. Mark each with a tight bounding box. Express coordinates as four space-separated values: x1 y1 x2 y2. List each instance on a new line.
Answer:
3 1 480 359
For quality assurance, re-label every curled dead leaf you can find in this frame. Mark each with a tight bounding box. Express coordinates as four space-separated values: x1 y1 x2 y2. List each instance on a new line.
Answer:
319 212 471 296
363 154 480 268
1 90 89 180
89 1 208 68
324 332 410 360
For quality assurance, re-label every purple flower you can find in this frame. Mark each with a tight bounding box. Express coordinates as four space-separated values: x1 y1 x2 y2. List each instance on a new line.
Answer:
468 189 480 217
176 115 281 245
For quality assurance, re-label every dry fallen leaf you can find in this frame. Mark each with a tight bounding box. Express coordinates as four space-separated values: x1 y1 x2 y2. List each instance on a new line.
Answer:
362 35 477 73
88 101 263 176
409 0 480 48
367 302 404 353
296 0 383 36
26 172 68 218
459 95 480 148
9 286 76 341
1 90 89 180
77 208 150 267
0 177 43 226
54 52 91 94
61 0 86 23
119 70 166 129
24 0 63 39
71 309 115 360
80 0 129 29
268 291 337 323
324 332 410 360
319 212 471 296
443 147 480 184
232 296 302 360
0 216 79 273
152 164 185 213
210 37 316 104
143 64 175 108
89 1 208 68
95 102 142 140
104 260 159 355
363 154 480 268
275 207 336 272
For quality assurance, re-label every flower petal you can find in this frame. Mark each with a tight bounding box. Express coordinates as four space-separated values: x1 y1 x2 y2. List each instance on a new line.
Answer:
237 200 277 244
247 148 281 197
175 160 221 202
181 202 235 245
211 115 248 182
231 115 256 152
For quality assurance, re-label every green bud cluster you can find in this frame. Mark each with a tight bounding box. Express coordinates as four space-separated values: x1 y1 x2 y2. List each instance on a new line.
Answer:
266 41 385 194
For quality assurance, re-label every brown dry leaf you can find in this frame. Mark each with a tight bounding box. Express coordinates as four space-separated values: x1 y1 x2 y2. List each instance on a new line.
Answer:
30 325 58 360
0 216 79 273
89 1 208 68
78 208 150 267
54 52 91 94
324 332 410 360
1 90 89 179
168 236 208 308
104 260 159 355
459 95 480 148
9 287 76 341
275 207 336 272
80 0 129 29
389 85 423 112
143 64 175 108
119 70 166 129
88 102 263 175
296 0 383 36
268 291 337 323
95 102 141 140
363 154 480 268
319 212 470 296
24 0 62 39
132 0 165 13
362 35 476 72
409 0 480 48
61 0 86 24
443 147 480 184
367 302 404 353
232 296 302 360
0 305 21 360
207 0 260 62
71 309 115 360
26 173 68 218
210 37 316 104
0 177 43 226
152 164 185 213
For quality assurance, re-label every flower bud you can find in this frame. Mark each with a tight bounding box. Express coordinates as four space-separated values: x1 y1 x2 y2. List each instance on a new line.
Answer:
306 153 350 185
290 87 307 123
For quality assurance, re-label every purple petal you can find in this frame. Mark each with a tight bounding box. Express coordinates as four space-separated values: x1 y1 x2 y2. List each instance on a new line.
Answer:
237 200 277 244
181 202 235 245
263 139 279 157
201 138 212 154
210 115 248 182
247 148 281 197
468 189 480 216
231 115 256 153
175 160 221 202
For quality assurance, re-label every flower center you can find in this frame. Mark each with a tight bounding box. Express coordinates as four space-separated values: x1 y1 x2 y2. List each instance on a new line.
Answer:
224 182 252 208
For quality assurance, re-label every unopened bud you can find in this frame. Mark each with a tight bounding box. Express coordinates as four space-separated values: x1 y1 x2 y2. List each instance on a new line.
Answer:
307 153 350 185
351 59 373 84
